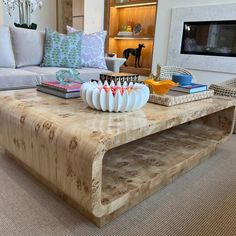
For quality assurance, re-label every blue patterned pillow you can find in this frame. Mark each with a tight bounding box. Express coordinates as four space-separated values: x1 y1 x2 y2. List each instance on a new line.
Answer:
41 28 83 68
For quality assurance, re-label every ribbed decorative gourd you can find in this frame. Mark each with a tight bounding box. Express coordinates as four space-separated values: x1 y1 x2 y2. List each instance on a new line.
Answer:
81 80 150 112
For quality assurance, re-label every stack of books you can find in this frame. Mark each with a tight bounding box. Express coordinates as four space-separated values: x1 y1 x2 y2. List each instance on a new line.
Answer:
37 81 81 98
170 83 208 94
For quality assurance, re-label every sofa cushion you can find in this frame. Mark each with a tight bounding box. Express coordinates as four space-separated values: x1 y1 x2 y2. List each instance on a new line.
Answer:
0 68 40 90
21 66 110 83
10 27 45 68
41 28 83 69
0 26 15 68
67 26 108 70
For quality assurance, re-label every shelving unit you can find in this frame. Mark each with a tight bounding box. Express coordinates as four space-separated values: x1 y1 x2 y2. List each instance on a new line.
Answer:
104 0 158 76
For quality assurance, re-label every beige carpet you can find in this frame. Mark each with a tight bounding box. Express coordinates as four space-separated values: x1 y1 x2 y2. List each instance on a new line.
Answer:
0 136 235 236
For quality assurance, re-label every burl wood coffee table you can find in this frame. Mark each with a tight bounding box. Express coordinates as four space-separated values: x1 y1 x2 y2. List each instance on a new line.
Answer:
0 89 235 227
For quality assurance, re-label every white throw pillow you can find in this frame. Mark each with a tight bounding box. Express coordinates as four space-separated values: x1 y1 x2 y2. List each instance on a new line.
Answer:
0 26 16 68
10 27 45 68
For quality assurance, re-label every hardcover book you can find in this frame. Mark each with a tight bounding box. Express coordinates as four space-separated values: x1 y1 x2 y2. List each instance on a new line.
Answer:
170 83 207 94
37 85 80 99
41 81 81 92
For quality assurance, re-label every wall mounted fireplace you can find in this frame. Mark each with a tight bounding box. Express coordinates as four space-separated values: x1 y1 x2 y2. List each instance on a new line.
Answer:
167 3 236 74
181 20 236 57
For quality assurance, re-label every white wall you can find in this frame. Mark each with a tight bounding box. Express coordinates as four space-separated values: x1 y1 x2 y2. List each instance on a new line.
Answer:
2 0 57 30
1 0 104 33
84 0 104 33
153 0 236 85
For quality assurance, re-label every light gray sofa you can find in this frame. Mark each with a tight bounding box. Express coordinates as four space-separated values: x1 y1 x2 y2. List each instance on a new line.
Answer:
0 26 122 91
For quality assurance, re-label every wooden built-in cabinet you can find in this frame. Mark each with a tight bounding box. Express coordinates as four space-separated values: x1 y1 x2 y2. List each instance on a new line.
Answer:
104 0 158 76
72 0 84 30
57 0 84 33
57 0 72 33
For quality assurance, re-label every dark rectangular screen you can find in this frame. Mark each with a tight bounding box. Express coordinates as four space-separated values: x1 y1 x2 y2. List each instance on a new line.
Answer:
181 21 236 57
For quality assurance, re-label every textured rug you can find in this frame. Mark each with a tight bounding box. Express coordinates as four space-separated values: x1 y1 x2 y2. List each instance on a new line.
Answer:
0 136 235 236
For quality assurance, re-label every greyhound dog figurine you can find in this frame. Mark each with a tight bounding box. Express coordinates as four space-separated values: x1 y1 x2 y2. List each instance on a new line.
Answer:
123 43 145 67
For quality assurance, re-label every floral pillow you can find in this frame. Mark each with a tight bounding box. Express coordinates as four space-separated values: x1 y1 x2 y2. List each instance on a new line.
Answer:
41 28 83 68
67 26 107 70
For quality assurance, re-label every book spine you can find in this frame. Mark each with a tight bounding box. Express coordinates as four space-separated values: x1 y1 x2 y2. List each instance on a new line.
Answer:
37 86 80 98
41 83 68 92
170 86 207 93
41 83 80 93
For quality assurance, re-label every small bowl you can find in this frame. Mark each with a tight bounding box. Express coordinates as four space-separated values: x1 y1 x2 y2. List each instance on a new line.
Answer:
144 79 178 95
172 74 192 86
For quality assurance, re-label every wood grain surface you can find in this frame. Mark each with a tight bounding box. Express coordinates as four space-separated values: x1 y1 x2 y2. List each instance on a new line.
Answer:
0 89 235 227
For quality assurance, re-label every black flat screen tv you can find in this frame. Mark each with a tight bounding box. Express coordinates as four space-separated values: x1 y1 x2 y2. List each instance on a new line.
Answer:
181 20 236 57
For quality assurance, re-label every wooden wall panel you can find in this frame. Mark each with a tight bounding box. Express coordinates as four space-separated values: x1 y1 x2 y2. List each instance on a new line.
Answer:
72 0 84 30
57 0 73 33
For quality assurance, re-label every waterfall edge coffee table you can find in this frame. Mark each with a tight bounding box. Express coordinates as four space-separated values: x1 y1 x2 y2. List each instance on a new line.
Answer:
0 89 235 227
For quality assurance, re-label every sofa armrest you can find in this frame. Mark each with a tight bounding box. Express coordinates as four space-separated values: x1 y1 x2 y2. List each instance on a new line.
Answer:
105 57 126 72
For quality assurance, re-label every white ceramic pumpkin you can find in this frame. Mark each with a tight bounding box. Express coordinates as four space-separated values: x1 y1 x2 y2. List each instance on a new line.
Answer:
81 80 149 112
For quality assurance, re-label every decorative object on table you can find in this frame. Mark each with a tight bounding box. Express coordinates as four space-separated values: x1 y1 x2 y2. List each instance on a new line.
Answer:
209 78 236 98
147 64 161 81
170 83 207 94
123 43 145 67
3 0 43 29
100 72 139 84
172 73 192 86
37 85 81 99
37 78 82 99
81 80 149 112
149 90 214 107
151 64 196 82
209 78 236 133
146 72 158 82
133 23 142 36
104 57 126 73
56 69 84 85
37 69 83 99
67 26 108 70
41 81 81 92
41 28 83 68
144 79 178 95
